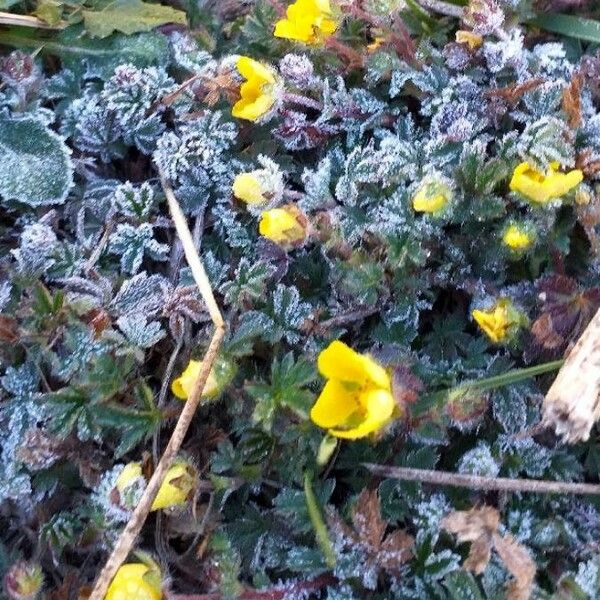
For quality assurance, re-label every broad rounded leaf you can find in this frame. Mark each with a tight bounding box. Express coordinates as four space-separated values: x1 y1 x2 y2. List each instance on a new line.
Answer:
0 115 73 206
83 0 186 39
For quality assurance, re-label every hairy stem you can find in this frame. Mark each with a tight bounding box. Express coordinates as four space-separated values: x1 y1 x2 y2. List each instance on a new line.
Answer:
304 471 336 569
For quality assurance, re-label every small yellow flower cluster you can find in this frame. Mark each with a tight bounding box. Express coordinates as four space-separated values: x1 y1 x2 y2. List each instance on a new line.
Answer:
105 562 161 600
114 459 197 512
310 341 395 439
472 298 526 344
455 30 483 50
510 161 583 204
274 0 337 44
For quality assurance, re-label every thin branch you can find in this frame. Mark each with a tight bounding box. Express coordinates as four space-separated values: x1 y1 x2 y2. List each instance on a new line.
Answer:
414 0 463 17
317 306 378 331
0 11 65 28
84 218 114 273
170 573 337 600
88 173 225 600
364 465 600 495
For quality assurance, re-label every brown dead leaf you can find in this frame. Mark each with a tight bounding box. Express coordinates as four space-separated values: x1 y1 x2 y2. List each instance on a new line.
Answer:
441 506 500 574
486 78 545 106
562 73 583 129
331 489 413 574
493 532 536 600
0 315 19 342
352 489 387 549
379 529 414 570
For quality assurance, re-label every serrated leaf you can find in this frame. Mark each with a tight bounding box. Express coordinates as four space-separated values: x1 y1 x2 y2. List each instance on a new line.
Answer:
444 571 485 600
0 115 73 207
83 0 186 38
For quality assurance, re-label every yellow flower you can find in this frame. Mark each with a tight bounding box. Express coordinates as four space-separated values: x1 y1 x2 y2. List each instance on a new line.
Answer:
412 180 452 214
171 356 236 401
115 462 144 492
502 223 533 251
105 563 162 600
274 0 337 44
509 161 583 204
151 460 197 511
114 460 197 512
367 36 385 52
472 298 525 343
172 360 218 400
233 173 266 205
455 30 483 50
232 56 276 122
259 205 307 246
310 341 395 439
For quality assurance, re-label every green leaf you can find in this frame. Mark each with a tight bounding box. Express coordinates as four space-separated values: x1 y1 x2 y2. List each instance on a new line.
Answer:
83 0 186 38
530 14 600 43
444 571 485 600
0 25 169 78
0 115 73 207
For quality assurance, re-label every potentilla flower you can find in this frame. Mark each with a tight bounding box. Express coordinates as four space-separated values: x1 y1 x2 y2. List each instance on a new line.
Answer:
171 356 236 400
310 340 395 439
258 205 307 246
472 298 525 343
274 0 337 44
232 156 284 206
509 161 583 204
502 222 534 251
114 459 197 512
105 562 162 600
232 56 277 121
412 179 452 214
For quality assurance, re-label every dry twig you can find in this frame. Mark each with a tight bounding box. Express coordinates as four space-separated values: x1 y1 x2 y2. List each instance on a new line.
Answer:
88 172 225 600
364 465 600 495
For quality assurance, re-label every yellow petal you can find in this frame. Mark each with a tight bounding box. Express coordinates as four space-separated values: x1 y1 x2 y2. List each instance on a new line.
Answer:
510 162 583 203
274 18 310 41
151 462 197 511
329 389 395 439
115 462 143 493
258 207 305 245
317 340 390 389
232 92 275 122
233 173 266 204
105 563 162 600
236 56 275 85
455 30 483 49
171 360 219 400
310 379 360 428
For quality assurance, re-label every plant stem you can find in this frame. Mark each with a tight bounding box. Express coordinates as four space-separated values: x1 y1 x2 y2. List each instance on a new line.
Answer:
459 359 565 393
363 465 600 495
304 471 336 569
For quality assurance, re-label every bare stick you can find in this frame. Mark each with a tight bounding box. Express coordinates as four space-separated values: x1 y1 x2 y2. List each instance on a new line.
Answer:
364 464 600 496
0 11 65 28
88 173 225 600
415 0 463 17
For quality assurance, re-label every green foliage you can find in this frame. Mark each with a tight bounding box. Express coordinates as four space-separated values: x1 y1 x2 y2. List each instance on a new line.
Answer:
1 0 600 597
82 0 186 38
0 115 73 206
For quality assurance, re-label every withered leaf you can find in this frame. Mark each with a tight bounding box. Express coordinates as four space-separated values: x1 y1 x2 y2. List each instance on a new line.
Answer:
485 78 545 106
352 488 387 549
562 73 583 129
493 532 536 600
379 529 414 570
0 315 19 342
442 506 500 574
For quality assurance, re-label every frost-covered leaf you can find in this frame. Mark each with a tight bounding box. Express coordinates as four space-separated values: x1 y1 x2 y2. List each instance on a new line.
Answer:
0 115 73 206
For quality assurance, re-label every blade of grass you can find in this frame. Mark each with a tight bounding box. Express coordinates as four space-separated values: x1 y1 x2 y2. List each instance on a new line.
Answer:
529 13 600 43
